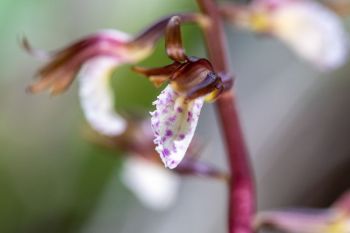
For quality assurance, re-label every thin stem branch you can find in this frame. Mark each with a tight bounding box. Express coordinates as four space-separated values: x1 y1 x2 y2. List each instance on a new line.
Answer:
195 0 255 233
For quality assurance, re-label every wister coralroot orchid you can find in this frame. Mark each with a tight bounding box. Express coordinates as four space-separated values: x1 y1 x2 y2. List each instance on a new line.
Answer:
24 30 146 136
25 0 350 232
24 14 204 136
221 0 349 70
255 190 350 233
24 13 226 210
133 16 232 168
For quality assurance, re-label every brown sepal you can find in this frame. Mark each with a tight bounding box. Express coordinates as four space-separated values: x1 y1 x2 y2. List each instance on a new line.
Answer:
132 62 182 87
165 16 187 62
25 34 123 95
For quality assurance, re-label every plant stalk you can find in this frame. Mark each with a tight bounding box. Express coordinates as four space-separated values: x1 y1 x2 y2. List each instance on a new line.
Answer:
195 0 255 233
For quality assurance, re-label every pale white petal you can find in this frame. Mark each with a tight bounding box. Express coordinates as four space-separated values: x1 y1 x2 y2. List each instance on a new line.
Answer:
121 156 180 210
151 85 204 169
271 1 348 70
78 56 126 136
98 29 131 41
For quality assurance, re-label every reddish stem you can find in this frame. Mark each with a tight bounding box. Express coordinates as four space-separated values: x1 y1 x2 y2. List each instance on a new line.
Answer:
217 94 255 233
196 0 255 233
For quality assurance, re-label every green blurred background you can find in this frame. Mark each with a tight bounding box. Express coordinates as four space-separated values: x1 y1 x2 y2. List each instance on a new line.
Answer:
1 0 350 233
0 0 204 232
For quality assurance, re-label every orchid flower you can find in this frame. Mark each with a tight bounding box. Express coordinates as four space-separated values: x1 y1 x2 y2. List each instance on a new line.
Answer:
24 1 350 232
24 14 203 136
134 16 232 168
221 0 349 70
24 30 150 136
25 14 230 208
255 190 350 233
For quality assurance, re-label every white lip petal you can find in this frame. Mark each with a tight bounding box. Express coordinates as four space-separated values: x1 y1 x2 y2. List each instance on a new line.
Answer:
151 85 204 169
271 1 349 70
98 29 131 41
121 156 180 210
78 56 127 136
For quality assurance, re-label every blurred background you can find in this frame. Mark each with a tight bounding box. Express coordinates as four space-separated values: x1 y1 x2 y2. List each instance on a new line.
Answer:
1 0 350 232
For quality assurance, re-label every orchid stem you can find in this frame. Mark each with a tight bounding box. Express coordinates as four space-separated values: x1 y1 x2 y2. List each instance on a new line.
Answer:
195 0 255 233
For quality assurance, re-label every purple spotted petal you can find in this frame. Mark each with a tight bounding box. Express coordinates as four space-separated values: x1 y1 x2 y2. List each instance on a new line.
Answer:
151 85 204 169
